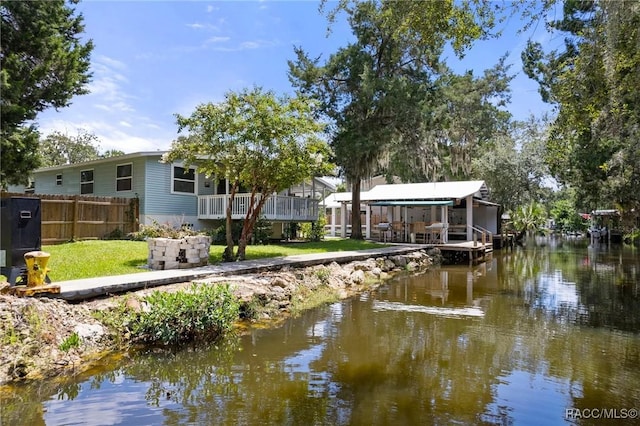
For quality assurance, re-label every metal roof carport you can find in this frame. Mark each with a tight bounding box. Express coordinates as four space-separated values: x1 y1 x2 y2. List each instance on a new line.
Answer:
322 180 495 241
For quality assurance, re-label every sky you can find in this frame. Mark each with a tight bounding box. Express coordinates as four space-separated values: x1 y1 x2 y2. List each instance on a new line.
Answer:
37 1 557 154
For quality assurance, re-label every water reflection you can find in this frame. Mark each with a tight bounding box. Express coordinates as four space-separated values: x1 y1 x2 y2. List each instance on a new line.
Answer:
2 240 639 425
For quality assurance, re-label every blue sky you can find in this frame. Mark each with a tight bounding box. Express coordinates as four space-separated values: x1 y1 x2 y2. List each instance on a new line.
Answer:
38 1 555 154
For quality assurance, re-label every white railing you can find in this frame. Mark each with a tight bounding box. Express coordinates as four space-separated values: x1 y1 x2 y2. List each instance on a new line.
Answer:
198 194 319 222
470 225 493 246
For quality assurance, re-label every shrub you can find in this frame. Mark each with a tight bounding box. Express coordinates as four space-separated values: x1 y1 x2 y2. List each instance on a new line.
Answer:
206 220 244 245
129 220 202 240
252 216 272 245
207 218 272 245
314 267 331 285
131 283 239 345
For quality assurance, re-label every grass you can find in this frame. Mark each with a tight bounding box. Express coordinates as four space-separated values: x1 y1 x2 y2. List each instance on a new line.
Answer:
38 238 387 282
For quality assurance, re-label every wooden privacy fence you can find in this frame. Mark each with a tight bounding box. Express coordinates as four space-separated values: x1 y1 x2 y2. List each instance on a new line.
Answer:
1 193 139 244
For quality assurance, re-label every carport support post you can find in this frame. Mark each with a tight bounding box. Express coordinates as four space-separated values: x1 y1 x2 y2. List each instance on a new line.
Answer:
330 206 337 237
466 195 473 240
340 201 348 238
365 204 371 239
441 205 449 243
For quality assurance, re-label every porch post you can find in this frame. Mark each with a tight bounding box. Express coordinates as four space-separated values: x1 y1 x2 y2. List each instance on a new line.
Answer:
442 205 449 243
340 201 348 238
330 206 337 237
365 203 371 239
273 193 278 219
466 195 473 240
404 206 408 241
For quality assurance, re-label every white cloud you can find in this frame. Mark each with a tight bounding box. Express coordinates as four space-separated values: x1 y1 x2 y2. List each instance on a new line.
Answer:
210 39 278 52
206 5 218 13
240 41 261 50
39 115 176 154
87 56 136 113
205 36 231 44
186 22 219 31
95 55 127 71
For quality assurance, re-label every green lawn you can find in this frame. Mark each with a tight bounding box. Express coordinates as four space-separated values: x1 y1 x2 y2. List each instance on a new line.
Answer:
37 238 387 282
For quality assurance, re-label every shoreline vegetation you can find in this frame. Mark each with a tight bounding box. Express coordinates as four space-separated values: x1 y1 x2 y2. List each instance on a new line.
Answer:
0 248 438 388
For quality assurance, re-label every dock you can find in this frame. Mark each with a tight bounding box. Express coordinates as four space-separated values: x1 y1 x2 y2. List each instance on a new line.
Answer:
435 240 493 265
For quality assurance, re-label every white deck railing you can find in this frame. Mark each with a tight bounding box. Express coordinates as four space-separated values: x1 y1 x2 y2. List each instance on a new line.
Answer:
198 194 319 222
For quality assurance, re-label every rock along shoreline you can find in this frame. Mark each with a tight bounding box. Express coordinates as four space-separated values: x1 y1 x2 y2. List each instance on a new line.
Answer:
0 249 439 387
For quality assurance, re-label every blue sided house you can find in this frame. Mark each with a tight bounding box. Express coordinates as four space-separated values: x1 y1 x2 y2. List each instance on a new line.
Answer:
9 151 334 231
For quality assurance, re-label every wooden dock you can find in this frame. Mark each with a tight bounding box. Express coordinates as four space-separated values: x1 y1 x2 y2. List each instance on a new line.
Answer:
435 240 493 265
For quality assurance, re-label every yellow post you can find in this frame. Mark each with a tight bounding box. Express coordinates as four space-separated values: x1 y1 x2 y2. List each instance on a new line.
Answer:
24 251 51 287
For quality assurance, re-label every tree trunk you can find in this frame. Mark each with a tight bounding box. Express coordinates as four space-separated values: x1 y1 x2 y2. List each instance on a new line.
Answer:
237 192 268 261
223 184 238 262
350 178 363 240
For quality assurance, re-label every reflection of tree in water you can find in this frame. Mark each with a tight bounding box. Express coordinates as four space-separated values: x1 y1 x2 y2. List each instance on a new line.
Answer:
490 241 640 416
3 242 639 425
497 240 640 332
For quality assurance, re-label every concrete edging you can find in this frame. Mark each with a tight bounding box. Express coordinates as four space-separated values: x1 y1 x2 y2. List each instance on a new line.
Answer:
53 245 427 301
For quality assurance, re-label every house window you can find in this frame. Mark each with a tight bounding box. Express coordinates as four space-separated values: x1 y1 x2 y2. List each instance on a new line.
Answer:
116 163 132 192
80 169 94 194
172 166 195 194
216 179 226 195
56 174 63 186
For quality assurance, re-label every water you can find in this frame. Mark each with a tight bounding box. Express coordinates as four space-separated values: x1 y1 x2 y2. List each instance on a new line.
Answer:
2 238 639 425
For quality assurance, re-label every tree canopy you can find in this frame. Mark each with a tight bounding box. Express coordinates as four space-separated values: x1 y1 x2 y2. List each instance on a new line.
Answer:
164 87 332 261
522 0 640 219
289 0 504 239
0 0 93 188
472 116 552 212
39 130 100 167
38 130 124 168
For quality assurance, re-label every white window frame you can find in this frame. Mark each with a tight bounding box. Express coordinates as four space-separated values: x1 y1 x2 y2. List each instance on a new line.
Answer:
171 164 197 195
56 174 63 186
80 169 94 194
116 162 133 192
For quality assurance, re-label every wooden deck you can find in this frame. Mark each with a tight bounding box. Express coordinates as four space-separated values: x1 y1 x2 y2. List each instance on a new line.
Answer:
435 240 493 265
197 194 319 222
373 239 494 265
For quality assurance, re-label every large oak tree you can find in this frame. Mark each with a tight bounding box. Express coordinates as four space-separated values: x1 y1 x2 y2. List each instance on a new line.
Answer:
289 0 502 239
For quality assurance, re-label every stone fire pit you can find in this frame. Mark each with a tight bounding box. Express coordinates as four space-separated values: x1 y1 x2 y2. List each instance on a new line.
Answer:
147 236 211 270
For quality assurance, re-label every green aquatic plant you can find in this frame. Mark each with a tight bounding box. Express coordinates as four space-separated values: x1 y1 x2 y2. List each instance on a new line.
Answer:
131 283 239 345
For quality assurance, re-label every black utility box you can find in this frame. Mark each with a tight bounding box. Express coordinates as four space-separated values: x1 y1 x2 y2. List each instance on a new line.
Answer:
1 197 42 284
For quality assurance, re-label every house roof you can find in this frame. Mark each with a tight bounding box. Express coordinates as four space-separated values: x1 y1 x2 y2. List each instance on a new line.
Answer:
314 176 338 192
34 151 168 173
370 200 454 207
321 180 491 208
322 191 352 208
363 180 488 201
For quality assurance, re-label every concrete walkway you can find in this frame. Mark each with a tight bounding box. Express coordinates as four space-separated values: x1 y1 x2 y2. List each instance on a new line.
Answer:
53 245 423 301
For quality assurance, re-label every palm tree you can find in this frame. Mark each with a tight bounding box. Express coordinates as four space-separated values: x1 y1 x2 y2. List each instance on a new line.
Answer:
509 202 547 243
